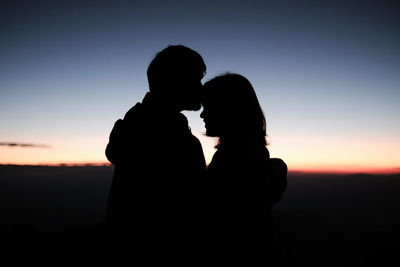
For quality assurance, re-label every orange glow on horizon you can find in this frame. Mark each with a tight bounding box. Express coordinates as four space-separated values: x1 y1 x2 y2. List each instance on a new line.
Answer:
288 167 400 175
1 133 399 175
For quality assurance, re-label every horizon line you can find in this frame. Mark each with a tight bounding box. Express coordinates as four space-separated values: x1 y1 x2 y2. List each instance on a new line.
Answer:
0 162 399 175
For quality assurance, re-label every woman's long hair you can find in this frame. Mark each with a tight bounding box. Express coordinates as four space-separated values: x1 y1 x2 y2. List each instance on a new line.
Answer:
202 73 267 148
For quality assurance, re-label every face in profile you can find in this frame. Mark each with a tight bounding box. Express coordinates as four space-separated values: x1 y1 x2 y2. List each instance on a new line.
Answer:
201 73 266 141
175 70 204 111
147 45 206 112
200 92 228 137
200 102 220 137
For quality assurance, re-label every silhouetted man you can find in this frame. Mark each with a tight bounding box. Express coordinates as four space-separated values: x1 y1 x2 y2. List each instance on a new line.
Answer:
105 45 207 265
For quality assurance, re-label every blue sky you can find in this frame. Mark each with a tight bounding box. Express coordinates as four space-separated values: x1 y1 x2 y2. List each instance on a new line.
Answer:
1 0 399 171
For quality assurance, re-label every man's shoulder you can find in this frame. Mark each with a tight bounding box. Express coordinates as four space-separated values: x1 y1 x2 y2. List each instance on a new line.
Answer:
123 102 143 121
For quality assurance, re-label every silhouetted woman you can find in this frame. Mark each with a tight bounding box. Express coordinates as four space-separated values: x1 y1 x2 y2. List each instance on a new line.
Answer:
201 73 287 265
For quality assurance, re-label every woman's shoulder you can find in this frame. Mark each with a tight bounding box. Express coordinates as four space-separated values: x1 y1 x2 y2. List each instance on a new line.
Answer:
208 144 268 173
239 145 269 164
267 158 287 172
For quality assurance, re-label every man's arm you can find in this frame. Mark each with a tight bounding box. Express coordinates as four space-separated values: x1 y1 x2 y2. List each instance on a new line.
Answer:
105 119 124 164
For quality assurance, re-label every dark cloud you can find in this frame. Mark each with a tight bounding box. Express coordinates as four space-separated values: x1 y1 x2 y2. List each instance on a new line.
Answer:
0 142 51 148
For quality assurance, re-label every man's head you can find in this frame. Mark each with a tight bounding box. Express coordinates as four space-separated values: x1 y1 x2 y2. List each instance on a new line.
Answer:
147 45 206 111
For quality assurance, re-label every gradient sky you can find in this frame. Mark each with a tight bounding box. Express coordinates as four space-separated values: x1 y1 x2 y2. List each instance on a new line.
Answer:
1 0 399 173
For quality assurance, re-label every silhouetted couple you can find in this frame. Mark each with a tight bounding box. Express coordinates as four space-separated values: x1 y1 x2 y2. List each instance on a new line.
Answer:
105 45 287 266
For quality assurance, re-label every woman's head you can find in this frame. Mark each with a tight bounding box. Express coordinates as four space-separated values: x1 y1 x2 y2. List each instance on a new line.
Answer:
200 73 266 147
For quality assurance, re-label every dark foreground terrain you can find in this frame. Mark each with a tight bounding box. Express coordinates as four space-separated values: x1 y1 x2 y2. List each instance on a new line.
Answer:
0 165 399 266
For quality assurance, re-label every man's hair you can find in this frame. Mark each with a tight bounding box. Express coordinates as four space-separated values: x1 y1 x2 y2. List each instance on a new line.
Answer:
147 45 206 91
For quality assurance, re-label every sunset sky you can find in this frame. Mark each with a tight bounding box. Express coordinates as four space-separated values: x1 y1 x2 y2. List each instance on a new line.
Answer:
1 0 399 173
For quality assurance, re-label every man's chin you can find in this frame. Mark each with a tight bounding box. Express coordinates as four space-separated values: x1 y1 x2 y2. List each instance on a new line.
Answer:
205 129 218 137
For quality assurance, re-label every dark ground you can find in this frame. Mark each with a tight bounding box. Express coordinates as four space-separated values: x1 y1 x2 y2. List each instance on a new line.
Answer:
0 165 399 266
